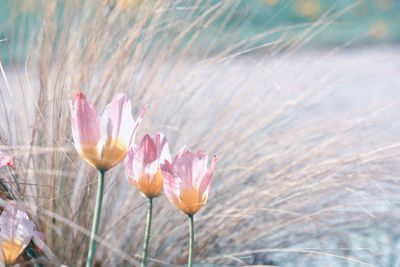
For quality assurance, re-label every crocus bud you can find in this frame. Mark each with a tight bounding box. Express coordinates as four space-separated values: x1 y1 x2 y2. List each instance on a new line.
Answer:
69 92 145 171
0 152 15 170
161 149 217 215
0 202 43 265
125 133 171 198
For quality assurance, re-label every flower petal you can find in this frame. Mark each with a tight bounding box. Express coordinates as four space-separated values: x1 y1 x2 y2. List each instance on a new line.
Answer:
153 133 171 164
191 151 208 189
0 202 34 252
141 134 158 165
199 155 218 199
126 133 169 197
164 149 217 215
173 150 195 191
161 160 179 197
162 163 184 210
69 92 100 150
100 93 134 146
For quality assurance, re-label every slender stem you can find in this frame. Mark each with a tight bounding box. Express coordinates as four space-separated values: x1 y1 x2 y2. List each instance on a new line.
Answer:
188 214 194 267
141 197 153 267
86 170 105 267
26 246 42 267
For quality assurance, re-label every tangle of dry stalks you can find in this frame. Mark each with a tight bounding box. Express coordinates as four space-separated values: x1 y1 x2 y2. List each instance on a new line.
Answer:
0 0 399 266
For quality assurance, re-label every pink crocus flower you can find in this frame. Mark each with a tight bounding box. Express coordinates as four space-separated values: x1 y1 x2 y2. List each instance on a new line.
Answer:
0 152 15 169
125 133 171 198
69 92 145 171
161 149 217 215
0 201 44 265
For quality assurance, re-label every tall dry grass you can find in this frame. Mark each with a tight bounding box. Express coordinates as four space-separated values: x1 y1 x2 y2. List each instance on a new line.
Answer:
0 0 399 266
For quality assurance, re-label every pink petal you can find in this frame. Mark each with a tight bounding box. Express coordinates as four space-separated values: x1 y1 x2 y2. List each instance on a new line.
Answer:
0 152 15 169
173 150 194 191
172 146 188 165
163 151 217 215
162 164 181 204
0 201 35 249
199 155 218 198
191 151 208 188
100 93 134 146
69 92 100 149
0 201 57 263
154 133 171 163
128 134 158 179
141 134 157 165
160 160 174 176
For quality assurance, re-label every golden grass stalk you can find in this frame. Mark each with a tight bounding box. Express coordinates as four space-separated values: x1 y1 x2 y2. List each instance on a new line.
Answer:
0 0 397 265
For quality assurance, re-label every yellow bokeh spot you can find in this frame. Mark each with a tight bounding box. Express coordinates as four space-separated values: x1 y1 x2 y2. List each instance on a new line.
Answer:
264 0 279 6
116 0 141 10
2 239 24 265
370 21 389 40
377 0 392 10
296 0 321 17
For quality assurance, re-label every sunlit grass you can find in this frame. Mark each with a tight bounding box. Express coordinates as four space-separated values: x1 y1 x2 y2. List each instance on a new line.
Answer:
0 0 399 266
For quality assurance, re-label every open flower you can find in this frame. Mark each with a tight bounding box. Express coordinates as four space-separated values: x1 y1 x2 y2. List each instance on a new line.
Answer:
125 133 171 198
0 152 15 170
0 201 43 265
69 92 145 171
161 150 217 215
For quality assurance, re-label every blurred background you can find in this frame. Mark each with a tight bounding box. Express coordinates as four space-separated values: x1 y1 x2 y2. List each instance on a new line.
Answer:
0 0 399 266
1 0 400 62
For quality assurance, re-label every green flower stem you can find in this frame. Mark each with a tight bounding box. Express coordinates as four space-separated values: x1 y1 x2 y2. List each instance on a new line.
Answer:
188 214 194 267
86 170 105 267
141 197 153 267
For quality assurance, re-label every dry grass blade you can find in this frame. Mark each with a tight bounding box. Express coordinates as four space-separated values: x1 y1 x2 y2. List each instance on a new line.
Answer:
0 0 398 266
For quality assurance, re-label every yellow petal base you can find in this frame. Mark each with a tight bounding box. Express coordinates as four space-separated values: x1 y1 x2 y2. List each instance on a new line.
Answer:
2 239 24 265
175 188 206 215
80 139 128 171
134 169 164 198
